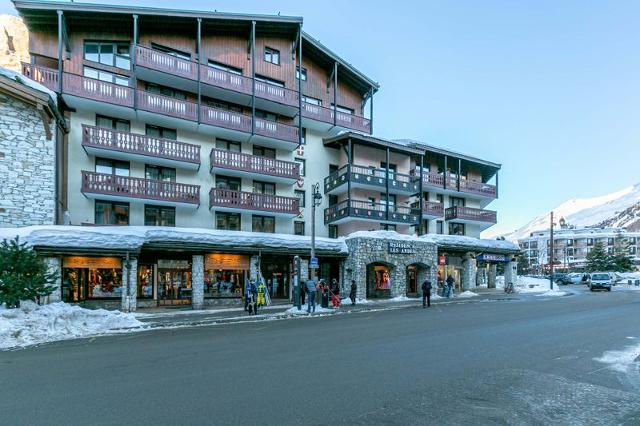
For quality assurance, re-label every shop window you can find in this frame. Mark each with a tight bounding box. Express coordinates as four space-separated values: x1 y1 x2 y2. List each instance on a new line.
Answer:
96 157 129 176
146 83 186 100
146 124 177 140
151 42 191 60
253 181 275 195
252 215 275 233
62 257 123 301
253 145 276 159
296 66 307 81
448 222 465 236
83 66 129 86
436 220 444 235
96 114 130 132
216 175 241 191
157 260 192 303
216 139 241 152
216 212 241 231
208 60 242 75
256 74 285 87
144 205 175 227
328 225 338 239
84 41 130 70
294 221 305 236
295 158 305 176
137 265 154 299
95 200 129 225
264 47 280 65
295 190 306 208
145 165 176 182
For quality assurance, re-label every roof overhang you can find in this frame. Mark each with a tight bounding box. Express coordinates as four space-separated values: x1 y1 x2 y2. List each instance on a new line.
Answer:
324 132 424 156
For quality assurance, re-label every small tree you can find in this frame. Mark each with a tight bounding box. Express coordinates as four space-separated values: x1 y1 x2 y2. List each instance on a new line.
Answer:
585 242 612 272
611 234 635 272
0 237 58 308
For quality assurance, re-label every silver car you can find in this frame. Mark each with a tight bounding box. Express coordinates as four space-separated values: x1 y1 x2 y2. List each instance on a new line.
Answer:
589 273 612 292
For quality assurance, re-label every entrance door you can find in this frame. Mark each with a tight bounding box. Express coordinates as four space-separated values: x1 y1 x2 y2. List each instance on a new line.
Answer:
407 266 417 295
157 269 192 305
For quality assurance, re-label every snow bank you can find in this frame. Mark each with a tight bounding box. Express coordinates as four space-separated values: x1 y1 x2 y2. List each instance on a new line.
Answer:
595 343 640 374
285 306 333 315
0 301 144 350
535 290 568 297
514 276 553 293
341 297 372 305
456 291 479 298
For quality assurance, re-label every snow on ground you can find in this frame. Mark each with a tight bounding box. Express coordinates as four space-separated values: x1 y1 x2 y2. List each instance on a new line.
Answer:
514 276 554 293
341 298 372 305
285 306 333 315
456 291 479 298
0 301 144 350
595 343 640 374
536 290 568 297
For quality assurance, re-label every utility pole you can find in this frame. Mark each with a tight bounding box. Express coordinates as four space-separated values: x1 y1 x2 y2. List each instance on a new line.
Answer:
549 212 554 290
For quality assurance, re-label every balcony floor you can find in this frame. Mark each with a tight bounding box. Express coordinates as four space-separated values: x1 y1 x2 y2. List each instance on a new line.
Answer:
447 218 496 231
82 191 199 208
209 205 299 218
209 166 298 185
325 181 417 196
83 146 200 171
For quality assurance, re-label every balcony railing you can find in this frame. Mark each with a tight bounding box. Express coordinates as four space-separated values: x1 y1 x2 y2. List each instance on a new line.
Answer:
423 201 444 218
415 169 497 199
138 90 198 121
210 148 299 181
201 104 252 133
135 45 197 80
324 199 420 225
254 118 299 144
324 164 418 194
209 188 299 216
21 63 58 92
445 206 497 224
200 65 252 95
82 124 200 166
254 80 299 107
81 171 200 205
301 101 371 133
458 179 497 198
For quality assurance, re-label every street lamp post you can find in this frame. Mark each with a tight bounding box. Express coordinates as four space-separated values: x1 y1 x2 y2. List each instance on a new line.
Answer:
310 183 323 280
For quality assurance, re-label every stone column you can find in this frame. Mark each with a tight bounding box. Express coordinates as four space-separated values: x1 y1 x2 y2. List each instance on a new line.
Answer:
430 267 438 297
45 257 61 303
487 264 497 289
461 253 477 291
121 256 138 312
476 267 487 287
504 259 516 287
192 255 204 310
249 255 260 282
392 265 406 298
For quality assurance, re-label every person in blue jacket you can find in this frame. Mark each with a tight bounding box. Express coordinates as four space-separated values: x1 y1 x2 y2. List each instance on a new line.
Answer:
245 281 257 315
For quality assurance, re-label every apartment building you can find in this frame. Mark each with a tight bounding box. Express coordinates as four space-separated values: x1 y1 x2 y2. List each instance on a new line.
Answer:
519 227 640 272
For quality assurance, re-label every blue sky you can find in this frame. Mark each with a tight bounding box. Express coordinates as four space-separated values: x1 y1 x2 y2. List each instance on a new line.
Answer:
3 0 640 236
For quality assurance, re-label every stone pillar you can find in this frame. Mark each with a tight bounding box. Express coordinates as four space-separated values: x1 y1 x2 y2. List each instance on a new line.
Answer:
461 253 477 291
192 255 204 310
430 267 438 297
392 265 406 297
487 264 497 289
476 267 487 287
121 256 138 312
45 257 61 303
504 259 517 287
249 255 260 282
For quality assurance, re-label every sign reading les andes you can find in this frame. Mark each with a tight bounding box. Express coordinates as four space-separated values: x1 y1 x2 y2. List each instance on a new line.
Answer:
388 241 415 254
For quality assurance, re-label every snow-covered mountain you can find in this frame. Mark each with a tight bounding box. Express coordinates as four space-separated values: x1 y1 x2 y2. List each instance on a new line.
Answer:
500 183 640 242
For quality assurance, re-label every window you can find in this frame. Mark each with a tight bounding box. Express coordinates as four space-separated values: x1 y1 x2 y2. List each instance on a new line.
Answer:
255 110 278 122
367 197 376 208
448 222 465 236
331 104 354 114
207 98 242 113
436 220 444 235
295 190 306 208
253 181 275 195
607 247 614 255
253 146 276 159
146 124 177 140
146 83 186 100
380 162 397 180
84 41 130 70
302 96 322 106
145 205 175 227
608 238 615 245
96 158 129 176
96 115 130 132
252 215 275 233
436 194 444 204
630 246 637 255
295 158 305 176
216 212 241 231
216 139 241 152
450 196 465 207
329 195 338 206
83 66 129 86
296 66 307 81
95 200 129 225
587 238 594 246
328 225 338 239
566 248 575 256
629 237 637 245
145 165 176 182
530 241 538 249
566 239 574 246
300 127 307 145
255 75 285 88
294 221 305 236
216 176 241 191
380 193 396 211
208 60 242 75
151 43 191 60
264 47 280 65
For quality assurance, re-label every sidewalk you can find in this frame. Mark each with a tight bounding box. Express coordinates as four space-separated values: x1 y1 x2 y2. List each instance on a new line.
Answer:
134 289 519 328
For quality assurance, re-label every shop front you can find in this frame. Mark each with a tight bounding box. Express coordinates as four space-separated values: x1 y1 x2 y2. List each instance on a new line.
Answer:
261 255 291 299
204 253 249 302
436 254 463 293
157 258 192 305
61 256 123 306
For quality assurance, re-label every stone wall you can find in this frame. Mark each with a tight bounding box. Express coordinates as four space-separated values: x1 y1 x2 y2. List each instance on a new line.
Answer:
0 93 55 227
343 237 438 299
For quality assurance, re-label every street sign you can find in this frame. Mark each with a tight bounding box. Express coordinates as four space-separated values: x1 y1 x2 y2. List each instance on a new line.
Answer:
309 256 319 269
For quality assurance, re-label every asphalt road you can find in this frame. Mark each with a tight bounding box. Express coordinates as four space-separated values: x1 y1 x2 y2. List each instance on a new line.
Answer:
2 286 640 425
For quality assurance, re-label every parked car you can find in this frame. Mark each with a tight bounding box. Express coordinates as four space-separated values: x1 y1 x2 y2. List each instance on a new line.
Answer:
552 273 568 285
565 273 583 284
588 272 612 292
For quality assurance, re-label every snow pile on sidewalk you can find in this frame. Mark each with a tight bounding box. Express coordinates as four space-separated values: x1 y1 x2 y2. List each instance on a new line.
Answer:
514 276 554 293
595 343 640 374
535 289 568 297
285 306 334 315
456 291 479 298
0 301 144 350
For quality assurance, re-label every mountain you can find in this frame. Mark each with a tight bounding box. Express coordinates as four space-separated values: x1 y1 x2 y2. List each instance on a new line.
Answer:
0 15 29 73
499 183 640 242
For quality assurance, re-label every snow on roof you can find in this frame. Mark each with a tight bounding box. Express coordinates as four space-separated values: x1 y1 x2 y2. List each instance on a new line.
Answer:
0 66 57 105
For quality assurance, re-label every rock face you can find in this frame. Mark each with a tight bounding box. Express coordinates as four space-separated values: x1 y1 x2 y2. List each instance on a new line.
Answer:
0 15 29 72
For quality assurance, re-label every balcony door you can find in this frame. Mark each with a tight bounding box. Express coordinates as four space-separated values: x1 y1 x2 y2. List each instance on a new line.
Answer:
253 181 275 196
96 115 130 132
380 193 396 212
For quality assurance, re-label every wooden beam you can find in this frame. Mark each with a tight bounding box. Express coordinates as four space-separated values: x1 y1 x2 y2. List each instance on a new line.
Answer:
37 104 52 140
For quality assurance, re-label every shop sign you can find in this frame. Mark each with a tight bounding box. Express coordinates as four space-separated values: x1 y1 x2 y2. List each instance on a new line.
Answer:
205 254 250 271
63 256 121 269
477 254 510 263
388 241 415 254
438 255 446 265
158 259 190 269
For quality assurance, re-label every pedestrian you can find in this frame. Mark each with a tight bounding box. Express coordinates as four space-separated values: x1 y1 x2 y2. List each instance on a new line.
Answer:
421 278 432 308
305 278 317 313
257 279 267 307
300 278 306 306
245 281 257 315
446 275 455 298
320 279 330 308
330 278 341 308
349 280 357 306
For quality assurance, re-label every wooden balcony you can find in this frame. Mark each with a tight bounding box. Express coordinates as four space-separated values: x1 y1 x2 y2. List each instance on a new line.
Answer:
82 124 200 170
301 101 371 134
423 201 444 219
21 63 58 91
324 164 418 195
324 199 420 225
209 188 300 217
415 169 497 202
81 171 200 207
210 148 300 184
445 206 497 229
